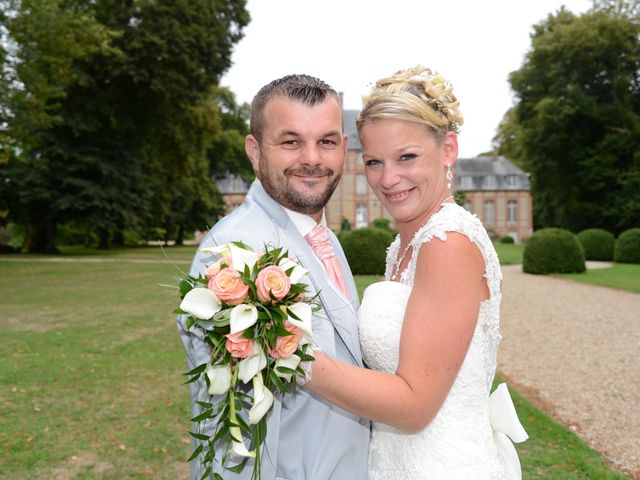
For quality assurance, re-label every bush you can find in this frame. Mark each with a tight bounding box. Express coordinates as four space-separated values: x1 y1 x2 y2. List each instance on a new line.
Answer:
500 235 515 244
614 228 640 264
522 228 585 274
340 227 395 275
576 228 615 261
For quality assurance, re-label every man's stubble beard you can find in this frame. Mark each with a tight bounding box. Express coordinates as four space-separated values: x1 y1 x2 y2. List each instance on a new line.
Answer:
258 158 343 215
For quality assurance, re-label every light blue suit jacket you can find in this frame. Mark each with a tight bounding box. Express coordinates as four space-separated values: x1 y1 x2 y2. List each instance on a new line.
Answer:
177 180 370 480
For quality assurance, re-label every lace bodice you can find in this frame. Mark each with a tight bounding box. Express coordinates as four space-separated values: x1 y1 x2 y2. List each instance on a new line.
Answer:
358 203 509 479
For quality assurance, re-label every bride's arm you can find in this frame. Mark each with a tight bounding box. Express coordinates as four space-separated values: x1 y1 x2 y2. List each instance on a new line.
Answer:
305 232 488 432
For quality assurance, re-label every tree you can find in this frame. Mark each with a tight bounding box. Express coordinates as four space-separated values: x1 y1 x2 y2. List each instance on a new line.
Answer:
208 86 253 180
2 0 250 251
495 5 640 233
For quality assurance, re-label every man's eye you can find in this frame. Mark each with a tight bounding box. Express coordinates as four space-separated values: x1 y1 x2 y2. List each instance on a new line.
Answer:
319 139 337 147
281 140 298 147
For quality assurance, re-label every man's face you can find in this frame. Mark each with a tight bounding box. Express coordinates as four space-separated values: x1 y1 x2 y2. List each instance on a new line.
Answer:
246 96 347 217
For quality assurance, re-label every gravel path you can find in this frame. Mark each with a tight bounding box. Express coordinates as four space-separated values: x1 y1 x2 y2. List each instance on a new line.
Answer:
498 264 640 479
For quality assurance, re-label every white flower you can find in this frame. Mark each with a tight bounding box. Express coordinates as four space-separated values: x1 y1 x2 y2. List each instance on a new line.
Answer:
286 302 313 339
248 373 274 424
275 354 301 382
278 257 309 284
200 244 231 256
229 304 258 334
180 288 221 319
230 425 256 458
238 344 267 384
205 364 231 395
230 244 259 273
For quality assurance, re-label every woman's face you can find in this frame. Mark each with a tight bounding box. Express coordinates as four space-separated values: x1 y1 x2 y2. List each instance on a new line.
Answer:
360 119 458 230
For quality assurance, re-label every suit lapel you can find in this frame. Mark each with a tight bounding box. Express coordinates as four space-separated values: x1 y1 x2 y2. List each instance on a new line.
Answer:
249 181 363 366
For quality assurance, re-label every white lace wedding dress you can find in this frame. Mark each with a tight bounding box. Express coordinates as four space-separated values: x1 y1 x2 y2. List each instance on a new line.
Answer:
359 203 525 480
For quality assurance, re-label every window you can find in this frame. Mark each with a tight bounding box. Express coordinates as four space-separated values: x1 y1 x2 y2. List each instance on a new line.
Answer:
355 205 368 228
458 176 474 189
356 174 368 194
483 175 497 188
508 200 517 224
484 201 495 224
505 175 519 187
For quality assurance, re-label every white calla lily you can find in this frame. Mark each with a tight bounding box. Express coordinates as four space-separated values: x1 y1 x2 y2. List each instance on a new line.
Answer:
229 425 256 458
238 344 267 384
200 244 231 256
230 244 259 273
275 354 301 382
205 364 231 395
287 302 313 338
229 304 258 334
278 257 309 284
248 373 274 424
180 288 221 319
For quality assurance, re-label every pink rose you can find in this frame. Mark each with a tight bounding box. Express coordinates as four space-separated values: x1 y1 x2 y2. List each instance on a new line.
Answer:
269 322 302 359
208 267 249 305
256 265 291 303
205 256 232 279
225 332 255 358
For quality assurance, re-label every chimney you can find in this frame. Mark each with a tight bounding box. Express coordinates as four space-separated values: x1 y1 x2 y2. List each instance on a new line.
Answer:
492 145 499 161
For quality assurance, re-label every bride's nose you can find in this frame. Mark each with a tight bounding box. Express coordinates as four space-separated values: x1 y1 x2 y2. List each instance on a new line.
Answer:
380 163 401 189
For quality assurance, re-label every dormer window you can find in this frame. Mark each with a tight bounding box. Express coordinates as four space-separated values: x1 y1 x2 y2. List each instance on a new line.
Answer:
483 175 497 188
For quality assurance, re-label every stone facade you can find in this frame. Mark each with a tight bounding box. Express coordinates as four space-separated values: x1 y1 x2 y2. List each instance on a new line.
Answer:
215 110 533 242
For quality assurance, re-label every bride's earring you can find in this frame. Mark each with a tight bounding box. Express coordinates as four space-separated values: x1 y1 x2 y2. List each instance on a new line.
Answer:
446 164 453 190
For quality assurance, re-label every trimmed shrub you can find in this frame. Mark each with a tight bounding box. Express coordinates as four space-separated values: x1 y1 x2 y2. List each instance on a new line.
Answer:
614 228 640 264
500 235 515 244
340 227 395 275
576 228 615 261
522 228 585 274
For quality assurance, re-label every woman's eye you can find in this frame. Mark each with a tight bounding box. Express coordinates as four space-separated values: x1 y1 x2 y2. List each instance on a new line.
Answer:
400 153 417 161
364 159 381 167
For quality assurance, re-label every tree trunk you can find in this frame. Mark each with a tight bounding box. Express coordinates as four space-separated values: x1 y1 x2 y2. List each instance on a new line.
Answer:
112 229 125 247
175 225 185 246
98 229 110 250
23 220 59 253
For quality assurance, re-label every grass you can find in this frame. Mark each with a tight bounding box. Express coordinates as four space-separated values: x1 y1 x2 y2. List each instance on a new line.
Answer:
556 263 640 294
492 242 639 294
0 246 630 479
493 242 524 265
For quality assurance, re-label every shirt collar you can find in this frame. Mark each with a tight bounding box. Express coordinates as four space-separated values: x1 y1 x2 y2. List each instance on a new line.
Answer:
282 207 326 237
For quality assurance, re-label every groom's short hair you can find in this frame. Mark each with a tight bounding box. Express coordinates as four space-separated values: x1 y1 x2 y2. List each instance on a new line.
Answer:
250 74 342 142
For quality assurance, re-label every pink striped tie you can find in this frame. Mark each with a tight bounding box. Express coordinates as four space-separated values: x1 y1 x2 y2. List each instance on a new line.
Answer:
305 224 349 298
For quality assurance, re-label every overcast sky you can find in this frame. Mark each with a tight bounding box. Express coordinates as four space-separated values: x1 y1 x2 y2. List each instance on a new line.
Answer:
221 0 592 157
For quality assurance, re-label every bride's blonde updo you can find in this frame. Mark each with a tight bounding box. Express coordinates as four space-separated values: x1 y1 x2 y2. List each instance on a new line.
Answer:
356 65 464 139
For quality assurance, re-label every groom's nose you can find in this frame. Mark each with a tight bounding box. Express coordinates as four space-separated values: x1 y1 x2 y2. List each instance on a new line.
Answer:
299 143 322 167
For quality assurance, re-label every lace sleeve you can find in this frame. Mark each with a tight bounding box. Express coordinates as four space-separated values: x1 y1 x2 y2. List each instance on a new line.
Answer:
401 204 502 300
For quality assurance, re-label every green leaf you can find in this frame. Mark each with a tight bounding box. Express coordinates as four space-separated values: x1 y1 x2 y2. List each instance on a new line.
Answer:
191 409 214 422
189 431 210 441
269 370 289 393
187 444 203 462
276 366 299 376
184 363 208 377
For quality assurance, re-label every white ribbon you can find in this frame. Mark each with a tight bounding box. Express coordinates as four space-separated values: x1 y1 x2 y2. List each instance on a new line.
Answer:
489 383 529 480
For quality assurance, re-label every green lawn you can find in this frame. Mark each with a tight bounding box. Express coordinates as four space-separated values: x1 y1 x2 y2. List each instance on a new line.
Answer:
493 242 524 265
0 247 629 479
556 263 640 294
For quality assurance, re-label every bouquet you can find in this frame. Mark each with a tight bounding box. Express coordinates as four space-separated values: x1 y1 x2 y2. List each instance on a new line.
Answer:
176 241 317 480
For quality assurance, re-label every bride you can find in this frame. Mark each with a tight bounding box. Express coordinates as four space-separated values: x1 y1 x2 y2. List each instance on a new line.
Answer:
304 66 528 479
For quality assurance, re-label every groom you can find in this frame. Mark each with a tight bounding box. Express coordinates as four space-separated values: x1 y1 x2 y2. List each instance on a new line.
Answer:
177 74 370 479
